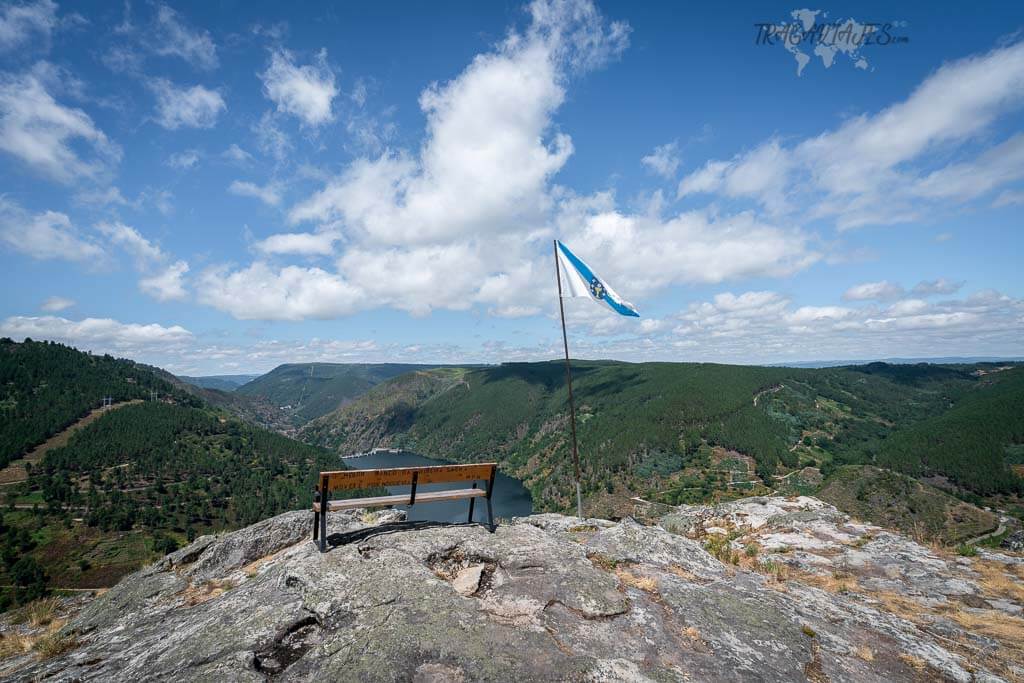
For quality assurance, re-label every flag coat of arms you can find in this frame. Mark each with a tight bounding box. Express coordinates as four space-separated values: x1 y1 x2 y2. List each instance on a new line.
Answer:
555 240 639 317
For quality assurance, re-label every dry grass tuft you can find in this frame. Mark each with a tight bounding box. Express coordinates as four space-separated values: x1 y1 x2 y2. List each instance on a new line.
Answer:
899 653 928 671
32 631 78 660
680 625 710 651
241 546 288 579
615 567 658 593
866 587 1024 673
972 560 1024 604
587 553 622 572
0 613 75 663
942 604 1024 652
180 578 237 606
667 564 701 582
872 590 929 622
25 597 61 628
755 559 789 583
0 632 34 661
793 570 858 594
855 645 874 662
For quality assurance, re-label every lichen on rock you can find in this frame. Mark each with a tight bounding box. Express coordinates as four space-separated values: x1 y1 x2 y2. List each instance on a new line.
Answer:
2 497 1022 682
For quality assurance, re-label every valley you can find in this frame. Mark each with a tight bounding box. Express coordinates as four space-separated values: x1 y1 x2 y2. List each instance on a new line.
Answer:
296 360 1024 537
1 338 1022 612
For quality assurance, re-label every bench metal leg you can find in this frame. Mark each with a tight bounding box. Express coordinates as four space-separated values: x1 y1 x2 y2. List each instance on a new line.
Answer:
319 505 328 553
312 487 320 543
467 482 477 523
485 469 496 532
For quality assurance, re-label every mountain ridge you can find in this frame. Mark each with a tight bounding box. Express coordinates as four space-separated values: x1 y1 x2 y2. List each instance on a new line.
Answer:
298 360 1024 531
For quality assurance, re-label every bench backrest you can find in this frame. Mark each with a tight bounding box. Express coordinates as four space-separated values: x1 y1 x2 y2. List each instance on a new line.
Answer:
318 463 496 493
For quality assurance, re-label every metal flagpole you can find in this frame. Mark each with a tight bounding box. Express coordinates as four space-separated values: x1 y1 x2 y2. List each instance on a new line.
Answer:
553 240 584 519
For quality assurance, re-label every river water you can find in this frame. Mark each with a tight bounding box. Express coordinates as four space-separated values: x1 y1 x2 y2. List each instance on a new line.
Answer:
344 451 533 524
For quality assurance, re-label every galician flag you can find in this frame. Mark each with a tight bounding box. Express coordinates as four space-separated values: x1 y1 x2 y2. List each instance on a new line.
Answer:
556 240 639 317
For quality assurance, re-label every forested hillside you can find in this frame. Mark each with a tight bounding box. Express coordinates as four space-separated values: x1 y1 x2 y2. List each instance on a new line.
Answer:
301 360 1024 517
872 367 1024 495
303 361 802 510
817 465 997 544
0 341 371 609
0 339 197 468
236 362 445 424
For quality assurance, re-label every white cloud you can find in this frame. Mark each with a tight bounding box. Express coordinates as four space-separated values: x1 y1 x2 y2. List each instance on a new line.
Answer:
345 112 396 154
167 149 200 169
114 0 133 35
667 288 1024 362
149 79 225 130
253 231 340 256
40 296 73 312
197 263 362 320
0 0 56 53
251 21 288 42
95 221 164 264
94 221 191 302
0 68 120 183
641 141 679 178
786 306 854 324
260 48 337 126
910 134 1024 202
74 186 129 207
993 189 1024 208
151 4 217 70
139 260 189 301
253 111 290 160
834 280 971 314
842 280 904 302
0 197 104 262
101 44 143 74
911 278 963 297
884 299 929 317
141 188 174 216
677 40 1024 229
222 144 253 165
214 0 814 322
228 180 282 206
286 0 632 244
350 78 368 107
194 0 628 321
678 139 792 213
0 315 193 352
712 291 787 313
339 244 485 316
555 201 817 295
195 1 807 325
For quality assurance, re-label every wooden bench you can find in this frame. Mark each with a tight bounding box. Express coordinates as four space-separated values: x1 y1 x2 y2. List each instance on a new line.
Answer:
312 462 497 552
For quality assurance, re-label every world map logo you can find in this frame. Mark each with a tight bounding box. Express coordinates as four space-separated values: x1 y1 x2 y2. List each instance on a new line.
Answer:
589 277 606 300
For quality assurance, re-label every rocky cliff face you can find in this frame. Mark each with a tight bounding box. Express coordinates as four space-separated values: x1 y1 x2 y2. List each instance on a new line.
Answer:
3 496 1023 682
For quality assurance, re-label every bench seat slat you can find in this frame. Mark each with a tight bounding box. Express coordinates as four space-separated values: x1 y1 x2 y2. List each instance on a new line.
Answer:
313 487 486 512
314 494 409 512
413 488 486 503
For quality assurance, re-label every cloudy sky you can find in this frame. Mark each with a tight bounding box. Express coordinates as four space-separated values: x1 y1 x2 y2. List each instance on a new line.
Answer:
0 0 1022 375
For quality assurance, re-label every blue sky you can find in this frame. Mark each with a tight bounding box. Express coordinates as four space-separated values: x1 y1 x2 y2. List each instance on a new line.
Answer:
0 0 1021 374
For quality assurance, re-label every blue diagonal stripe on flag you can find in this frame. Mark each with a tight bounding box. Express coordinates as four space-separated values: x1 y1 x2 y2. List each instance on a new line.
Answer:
556 241 639 317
